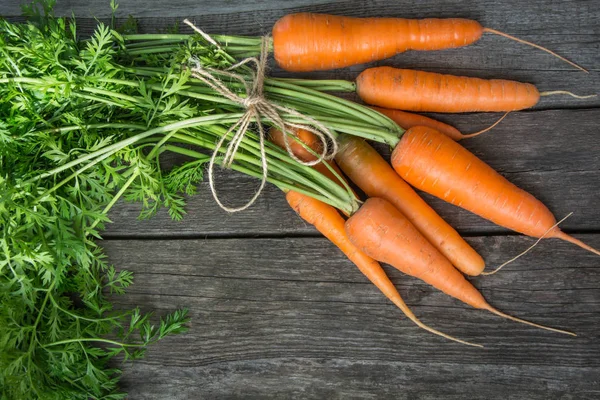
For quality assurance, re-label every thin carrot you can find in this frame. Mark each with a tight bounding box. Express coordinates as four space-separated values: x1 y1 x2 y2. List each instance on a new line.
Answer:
286 190 480 347
345 197 575 336
336 135 485 276
369 106 509 140
272 13 586 72
269 127 349 189
269 127 324 163
357 67 595 113
391 126 600 257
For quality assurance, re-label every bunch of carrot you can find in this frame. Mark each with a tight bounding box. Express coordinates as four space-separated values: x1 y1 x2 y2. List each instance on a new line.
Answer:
261 12 598 346
116 10 597 345
5 6 596 398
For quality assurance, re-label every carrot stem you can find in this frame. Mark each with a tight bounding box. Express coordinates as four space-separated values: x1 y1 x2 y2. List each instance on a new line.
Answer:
272 78 357 92
164 144 349 210
122 33 265 47
171 129 358 214
267 78 398 132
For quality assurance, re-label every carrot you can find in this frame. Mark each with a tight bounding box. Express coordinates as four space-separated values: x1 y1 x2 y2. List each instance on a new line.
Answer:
336 135 485 276
269 127 325 163
357 67 594 113
272 13 585 72
286 190 479 346
369 106 509 140
345 197 575 335
269 127 349 189
391 126 600 257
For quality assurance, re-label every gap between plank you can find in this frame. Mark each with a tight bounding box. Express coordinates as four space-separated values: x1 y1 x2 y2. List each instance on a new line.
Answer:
100 229 600 241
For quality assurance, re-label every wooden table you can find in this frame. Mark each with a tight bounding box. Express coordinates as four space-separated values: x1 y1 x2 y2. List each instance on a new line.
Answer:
3 0 599 398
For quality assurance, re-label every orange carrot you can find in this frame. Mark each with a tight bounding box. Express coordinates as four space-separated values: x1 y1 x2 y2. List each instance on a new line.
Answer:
336 135 484 276
272 13 585 72
369 106 464 140
269 127 348 189
269 127 324 163
345 197 575 335
286 191 479 346
357 67 593 113
391 126 600 257
369 106 508 140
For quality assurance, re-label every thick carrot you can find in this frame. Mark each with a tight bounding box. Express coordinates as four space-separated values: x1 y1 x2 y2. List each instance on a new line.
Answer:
286 191 479 346
345 197 575 335
391 126 600 256
272 13 585 72
357 67 593 113
336 135 485 276
369 106 508 140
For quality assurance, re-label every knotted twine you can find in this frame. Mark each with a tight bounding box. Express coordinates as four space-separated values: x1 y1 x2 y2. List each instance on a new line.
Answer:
183 19 338 213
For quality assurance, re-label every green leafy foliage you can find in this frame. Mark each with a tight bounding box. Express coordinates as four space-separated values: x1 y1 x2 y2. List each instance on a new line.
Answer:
0 6 205 399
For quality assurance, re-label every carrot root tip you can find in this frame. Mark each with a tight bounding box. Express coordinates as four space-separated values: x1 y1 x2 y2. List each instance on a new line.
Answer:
483 28 588 73
411 319 484 348
390 294 482 347
486 306 576 336
554 230 600 257
461 112 510 140
540 90 597 99
481 213 573 276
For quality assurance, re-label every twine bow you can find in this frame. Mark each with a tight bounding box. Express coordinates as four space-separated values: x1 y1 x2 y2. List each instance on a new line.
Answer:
183 19 338 212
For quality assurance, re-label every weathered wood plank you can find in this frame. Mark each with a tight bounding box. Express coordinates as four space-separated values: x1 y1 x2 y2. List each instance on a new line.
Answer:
103 108 600 237
102 234 600 398
1 0 342 17
4 0 599 35
120 362 599 400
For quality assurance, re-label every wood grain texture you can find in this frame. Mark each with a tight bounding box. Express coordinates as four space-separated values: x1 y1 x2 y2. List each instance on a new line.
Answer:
104 108 600 237
102 235 600 399
118 362 600 400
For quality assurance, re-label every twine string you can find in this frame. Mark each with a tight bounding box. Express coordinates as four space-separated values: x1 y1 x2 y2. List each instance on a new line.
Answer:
183 19 338 212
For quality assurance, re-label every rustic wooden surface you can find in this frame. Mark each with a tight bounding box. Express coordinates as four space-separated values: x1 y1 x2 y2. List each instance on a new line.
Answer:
3 0 600 398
